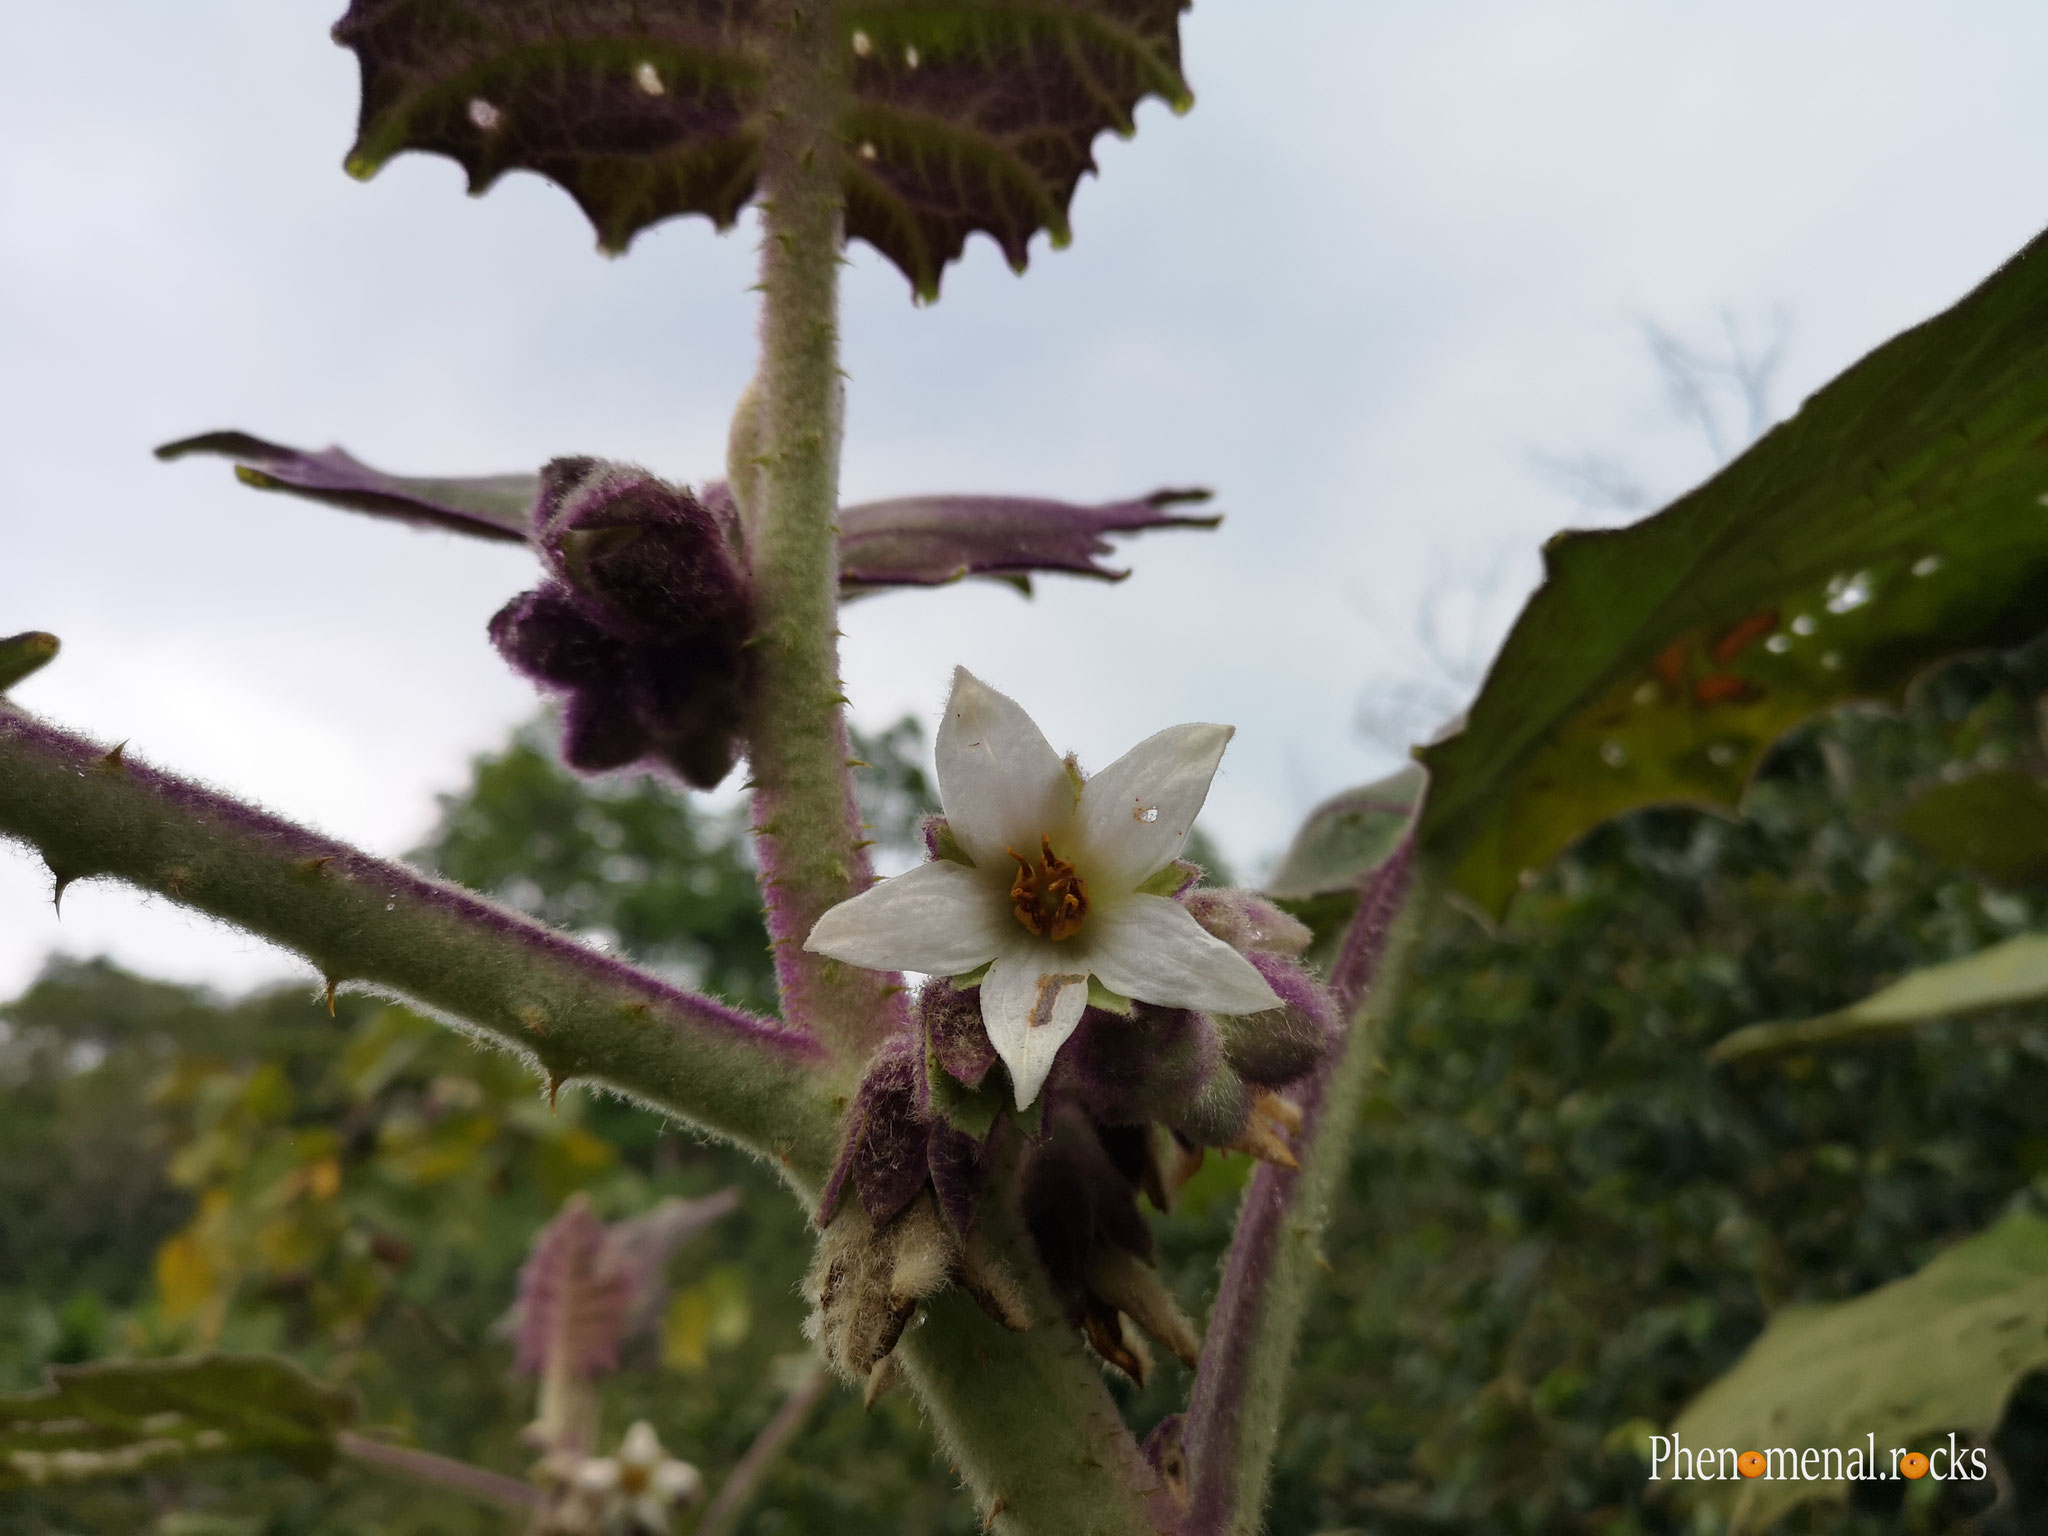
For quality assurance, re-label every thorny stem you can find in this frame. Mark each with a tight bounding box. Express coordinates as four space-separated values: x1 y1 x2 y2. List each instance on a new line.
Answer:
692 1362 829 1536
0 708 842 1187
1179 836 1422 1536
745 0 905 1067
895 1124 1160 1536
335 1431 540 1514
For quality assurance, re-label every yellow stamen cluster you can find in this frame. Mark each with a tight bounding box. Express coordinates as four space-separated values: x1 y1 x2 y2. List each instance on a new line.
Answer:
1008 836 1088 941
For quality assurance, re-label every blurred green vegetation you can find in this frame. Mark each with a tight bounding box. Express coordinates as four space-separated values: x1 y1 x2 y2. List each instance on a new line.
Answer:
0 719 973 1536
10 659 2048 1532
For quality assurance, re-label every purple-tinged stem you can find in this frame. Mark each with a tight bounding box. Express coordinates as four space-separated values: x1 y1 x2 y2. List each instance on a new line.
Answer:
336 1431 539 1513
1178 834 1421 1536
0 707 839 1186
740 0 905 1068
693 1362 829 1536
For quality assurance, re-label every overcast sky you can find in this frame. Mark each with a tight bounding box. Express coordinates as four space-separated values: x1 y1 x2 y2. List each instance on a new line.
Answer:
5 2 2047 998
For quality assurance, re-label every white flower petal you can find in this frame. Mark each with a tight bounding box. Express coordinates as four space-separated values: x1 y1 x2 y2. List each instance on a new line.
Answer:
1075 723 1233 889
979 937 1093 1108
1085 895 1281 1016
805 860 1009 974
652 1460 703 1504
619 1421 663 1470
936 667 1076 870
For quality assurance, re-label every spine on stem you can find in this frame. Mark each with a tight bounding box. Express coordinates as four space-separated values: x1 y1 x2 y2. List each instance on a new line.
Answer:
0 707 840 1183
745 0 905 1065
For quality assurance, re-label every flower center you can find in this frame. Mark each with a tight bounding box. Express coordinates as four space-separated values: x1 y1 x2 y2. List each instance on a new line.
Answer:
1008 836 1089 941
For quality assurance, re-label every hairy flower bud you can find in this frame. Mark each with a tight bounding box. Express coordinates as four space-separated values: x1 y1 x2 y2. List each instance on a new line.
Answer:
490 459 754 789
803 1194 1028 1388
1214 950 1339 1088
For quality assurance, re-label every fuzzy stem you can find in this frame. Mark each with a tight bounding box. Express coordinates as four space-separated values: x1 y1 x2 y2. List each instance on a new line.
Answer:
895 1125 1160 1536
744 0 905 1066
0 707 840 1186
336 1431 540 1513
693 1362 829 1536
1178 837 1422 1536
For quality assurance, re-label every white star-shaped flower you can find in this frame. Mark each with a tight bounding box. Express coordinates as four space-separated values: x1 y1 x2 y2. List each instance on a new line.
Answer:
572 1420 701 1534
807 668 1280 1107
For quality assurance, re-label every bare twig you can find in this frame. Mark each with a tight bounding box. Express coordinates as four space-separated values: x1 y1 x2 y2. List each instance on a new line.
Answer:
337 1429 539 1513
692 1363 830 1536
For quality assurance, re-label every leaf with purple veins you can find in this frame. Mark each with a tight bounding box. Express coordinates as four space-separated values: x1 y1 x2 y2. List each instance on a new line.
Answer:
164 432 1223 594
332 0 1194 300
837 489 1219 593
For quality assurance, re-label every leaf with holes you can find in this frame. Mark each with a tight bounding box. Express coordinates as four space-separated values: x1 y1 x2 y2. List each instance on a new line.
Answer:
1666 1212 2048 1532
332 0 1192 299
0 1354 355 1491
1420 227 2048 917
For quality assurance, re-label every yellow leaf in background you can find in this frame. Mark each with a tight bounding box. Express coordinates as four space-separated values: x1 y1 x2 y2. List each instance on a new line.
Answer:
307 1157 342 1200
663 1267 753 1372
155 1233 215 1323
664 1288 710 1372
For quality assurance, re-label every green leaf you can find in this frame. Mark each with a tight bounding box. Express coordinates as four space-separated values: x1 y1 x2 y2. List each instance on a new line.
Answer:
1710 930 2048 1063
333 0 1193 300
0 632 59 694
926 1038 1004 1140
1896 768 2048 887
1265 765 1425 903
1419 228 2048 917
1666 1211 2048 1531
0 1354 356 1491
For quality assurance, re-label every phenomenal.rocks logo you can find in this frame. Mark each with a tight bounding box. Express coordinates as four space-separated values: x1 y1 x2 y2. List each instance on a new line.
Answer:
1647 1433 1988 1483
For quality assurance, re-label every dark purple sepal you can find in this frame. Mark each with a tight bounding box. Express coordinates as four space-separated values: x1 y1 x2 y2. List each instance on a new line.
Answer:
1215 952 1338 1089
1021 1102 1156 1321
838 488 1220 593
845 1041 933 1227
155 431 535 542
920 978 998 1090
926 1122 988 1234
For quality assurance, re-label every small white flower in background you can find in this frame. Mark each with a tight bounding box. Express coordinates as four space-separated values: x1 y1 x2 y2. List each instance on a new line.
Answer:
807 667 1280 1107
566 1420 702 1535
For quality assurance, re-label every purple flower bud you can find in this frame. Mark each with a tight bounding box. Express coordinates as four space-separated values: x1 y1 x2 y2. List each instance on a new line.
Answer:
534 460 749 644
919 978 997 1090
1058 1002 1219 1125
819 1039 932 1228
1214 951 1339 1089
1165 1057 1253 1147
489 459 755 789
1184 887 1313 957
